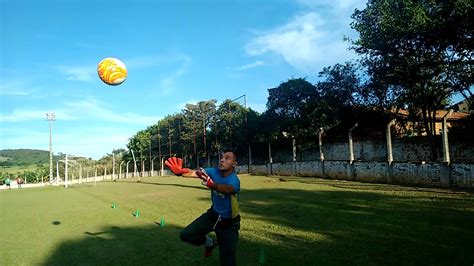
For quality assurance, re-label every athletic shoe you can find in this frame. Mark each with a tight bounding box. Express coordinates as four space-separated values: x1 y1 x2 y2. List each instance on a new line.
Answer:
204 240 218 258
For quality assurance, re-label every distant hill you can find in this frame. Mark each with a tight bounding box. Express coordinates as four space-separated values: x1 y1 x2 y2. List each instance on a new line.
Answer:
0 149 57 167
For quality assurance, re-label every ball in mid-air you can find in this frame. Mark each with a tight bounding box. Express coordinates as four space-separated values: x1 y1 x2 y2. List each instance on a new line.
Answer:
97 57 127 85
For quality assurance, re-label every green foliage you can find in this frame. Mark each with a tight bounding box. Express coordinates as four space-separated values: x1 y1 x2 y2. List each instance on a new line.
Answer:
0 149 59 167
265 78 320 139
350 0 473 159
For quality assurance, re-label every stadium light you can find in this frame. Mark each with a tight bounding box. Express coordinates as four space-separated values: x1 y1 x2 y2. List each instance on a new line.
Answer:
46 112 56 184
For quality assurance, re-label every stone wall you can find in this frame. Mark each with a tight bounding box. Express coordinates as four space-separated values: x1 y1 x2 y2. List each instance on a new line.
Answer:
236 160 474 188
271 139 474 163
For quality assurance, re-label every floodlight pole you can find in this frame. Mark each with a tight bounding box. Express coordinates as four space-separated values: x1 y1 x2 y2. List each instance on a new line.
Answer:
46 112 56 184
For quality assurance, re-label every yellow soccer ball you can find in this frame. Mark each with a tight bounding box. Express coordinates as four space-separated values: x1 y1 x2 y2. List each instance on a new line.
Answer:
97 57 127 86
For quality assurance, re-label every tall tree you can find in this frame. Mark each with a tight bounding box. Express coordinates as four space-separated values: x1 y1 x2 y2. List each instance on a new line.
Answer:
351 0 474 159
265 78 320 140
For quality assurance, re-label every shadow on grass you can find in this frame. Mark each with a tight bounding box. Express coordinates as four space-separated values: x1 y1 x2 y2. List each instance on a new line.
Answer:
119 180 209 191
43 186 474 265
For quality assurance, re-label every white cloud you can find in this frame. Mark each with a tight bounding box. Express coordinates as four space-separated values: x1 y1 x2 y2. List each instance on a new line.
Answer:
245 11 354 73
159 54 192 95
296 0 365 11
62 99 161 124
0 110 49 122
0 81 38 96
57 65 96 82
232 60 264 70
245 0 367 73
125 55 167 69
0 98 161 124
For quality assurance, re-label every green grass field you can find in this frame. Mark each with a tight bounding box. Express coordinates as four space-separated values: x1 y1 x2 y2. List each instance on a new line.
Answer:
1 175 473 265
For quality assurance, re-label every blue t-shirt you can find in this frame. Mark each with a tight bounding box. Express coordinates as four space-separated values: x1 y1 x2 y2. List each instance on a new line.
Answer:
205 168 240 219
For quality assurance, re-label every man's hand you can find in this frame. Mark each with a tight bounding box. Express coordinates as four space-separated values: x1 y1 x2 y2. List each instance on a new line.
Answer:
196 168 217 190
165 157 190 176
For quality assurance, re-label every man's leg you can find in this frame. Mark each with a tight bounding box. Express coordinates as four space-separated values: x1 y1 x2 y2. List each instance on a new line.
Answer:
215 221 240 266
180 211 214 246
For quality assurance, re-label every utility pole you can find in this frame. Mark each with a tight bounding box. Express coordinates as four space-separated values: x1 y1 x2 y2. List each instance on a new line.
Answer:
46 112 56 183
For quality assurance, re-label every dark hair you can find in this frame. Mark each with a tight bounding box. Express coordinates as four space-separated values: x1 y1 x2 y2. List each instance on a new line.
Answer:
222 148 238 161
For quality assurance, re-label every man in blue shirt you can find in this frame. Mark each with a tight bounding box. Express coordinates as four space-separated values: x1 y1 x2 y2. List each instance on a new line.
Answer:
165 148 240 266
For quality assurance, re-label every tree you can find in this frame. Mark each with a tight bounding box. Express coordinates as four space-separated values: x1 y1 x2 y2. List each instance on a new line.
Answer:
181 100 217 166
350 0 474 159
213 100 247 149
265 78 320 141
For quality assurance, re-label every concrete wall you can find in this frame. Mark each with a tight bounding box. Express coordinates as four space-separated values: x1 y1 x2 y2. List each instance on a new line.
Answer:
272 140 474 163
236 160 474 188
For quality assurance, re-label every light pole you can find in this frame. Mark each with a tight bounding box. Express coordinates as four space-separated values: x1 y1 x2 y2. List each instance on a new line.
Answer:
46 112 56 184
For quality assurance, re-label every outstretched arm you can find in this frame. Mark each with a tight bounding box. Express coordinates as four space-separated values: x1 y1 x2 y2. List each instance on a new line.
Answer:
164 157 199 178
165 157 237 194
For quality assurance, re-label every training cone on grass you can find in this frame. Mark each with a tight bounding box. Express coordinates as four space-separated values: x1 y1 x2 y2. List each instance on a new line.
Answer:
133 209 140 217
259 247 266 265
160 217 165 227
111 202 116 209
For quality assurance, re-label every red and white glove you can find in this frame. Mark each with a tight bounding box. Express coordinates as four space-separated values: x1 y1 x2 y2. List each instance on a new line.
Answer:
196 168 217 190
165 157 191 176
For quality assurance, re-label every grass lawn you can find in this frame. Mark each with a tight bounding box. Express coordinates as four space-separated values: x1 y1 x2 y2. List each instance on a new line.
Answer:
1 175 473 265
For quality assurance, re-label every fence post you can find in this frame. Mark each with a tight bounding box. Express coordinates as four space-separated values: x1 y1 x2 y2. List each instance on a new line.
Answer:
348 124 358 180
441 110 454 186
386 119 396 183
267 141 272 176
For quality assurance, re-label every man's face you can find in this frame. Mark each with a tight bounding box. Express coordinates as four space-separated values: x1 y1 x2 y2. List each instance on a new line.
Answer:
218 152 237 171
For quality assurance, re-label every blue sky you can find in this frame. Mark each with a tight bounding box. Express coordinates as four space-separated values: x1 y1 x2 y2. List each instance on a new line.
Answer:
1 0 367 159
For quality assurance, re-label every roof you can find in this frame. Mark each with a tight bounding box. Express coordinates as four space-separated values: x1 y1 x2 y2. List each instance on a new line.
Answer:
391 109 470 121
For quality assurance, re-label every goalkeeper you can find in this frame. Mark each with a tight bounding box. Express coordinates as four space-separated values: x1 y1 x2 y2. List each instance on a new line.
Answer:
165 148 241 266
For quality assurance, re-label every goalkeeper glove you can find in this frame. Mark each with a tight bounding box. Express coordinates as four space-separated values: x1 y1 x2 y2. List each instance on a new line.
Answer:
196 168 217 190
165 157 191 176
